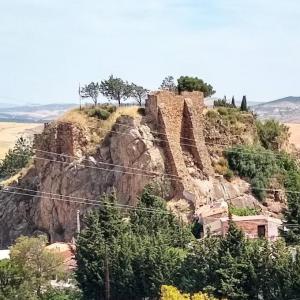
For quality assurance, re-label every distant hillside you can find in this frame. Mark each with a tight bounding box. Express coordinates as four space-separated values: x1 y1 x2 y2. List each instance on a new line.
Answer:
252 96 300 123
0 103 77 123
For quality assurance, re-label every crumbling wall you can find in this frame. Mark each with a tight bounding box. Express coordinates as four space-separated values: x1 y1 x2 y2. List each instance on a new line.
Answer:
146 91 214 204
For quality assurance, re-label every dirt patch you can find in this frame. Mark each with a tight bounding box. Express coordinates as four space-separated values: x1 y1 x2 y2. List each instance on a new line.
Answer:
0 122 43 158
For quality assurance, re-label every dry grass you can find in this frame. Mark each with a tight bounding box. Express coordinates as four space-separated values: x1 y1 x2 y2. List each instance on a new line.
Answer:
0 122 43 159
58 105 140 154
286 123 300 149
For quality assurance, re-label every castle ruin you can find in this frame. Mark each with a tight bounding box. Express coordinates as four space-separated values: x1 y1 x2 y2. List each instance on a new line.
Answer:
146 91 214 206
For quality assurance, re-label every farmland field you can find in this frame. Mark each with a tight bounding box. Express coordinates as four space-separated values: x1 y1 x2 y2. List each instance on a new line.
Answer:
0 122 43 159
287 123 300 149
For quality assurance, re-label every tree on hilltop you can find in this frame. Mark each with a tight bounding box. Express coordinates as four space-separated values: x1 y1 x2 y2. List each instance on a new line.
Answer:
100 75 132 106
160 76 177 92
240 95 248 111
177 76 215 97
231 96 236 108
80 82 100 106
131 83 149 106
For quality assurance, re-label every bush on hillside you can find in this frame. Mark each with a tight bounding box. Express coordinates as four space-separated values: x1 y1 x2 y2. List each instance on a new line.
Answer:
87 108 111 120
256 119 290 151
229 206 260 216
0 137 33 179
226 145 300 202
226 146 279 201
214 98 233 108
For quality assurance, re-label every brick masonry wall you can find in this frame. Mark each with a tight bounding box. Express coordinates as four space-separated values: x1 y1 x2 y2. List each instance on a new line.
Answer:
222 219 269 238
145 91 214 203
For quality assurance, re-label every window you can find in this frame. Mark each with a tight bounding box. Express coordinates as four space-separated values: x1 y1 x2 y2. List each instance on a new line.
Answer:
257 225 266 237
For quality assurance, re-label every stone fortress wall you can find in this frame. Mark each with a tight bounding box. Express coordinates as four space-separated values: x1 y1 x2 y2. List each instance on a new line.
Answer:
146 91 214 205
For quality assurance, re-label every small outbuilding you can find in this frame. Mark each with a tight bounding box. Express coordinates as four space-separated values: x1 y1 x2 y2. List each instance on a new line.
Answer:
204 215 282 240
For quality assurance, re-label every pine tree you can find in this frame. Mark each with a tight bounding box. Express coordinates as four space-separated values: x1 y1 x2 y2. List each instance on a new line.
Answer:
220 216 246 257
214 217 249 298
76 189 191 300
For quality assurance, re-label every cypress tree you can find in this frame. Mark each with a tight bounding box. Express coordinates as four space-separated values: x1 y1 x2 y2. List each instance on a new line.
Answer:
240 95 248 111
231 96 236 108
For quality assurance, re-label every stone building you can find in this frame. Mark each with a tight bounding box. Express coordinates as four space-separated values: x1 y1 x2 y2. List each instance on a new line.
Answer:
203 215 282 240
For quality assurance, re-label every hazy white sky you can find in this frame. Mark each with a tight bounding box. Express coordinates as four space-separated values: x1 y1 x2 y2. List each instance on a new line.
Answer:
0 0 299 104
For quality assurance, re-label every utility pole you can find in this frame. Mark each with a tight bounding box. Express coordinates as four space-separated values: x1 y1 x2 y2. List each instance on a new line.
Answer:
104 243 110 300
76 210 81 234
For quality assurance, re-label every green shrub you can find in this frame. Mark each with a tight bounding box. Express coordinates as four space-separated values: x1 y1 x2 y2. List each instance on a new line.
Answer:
224 169 234 181
226 146 278 201
226 145 300 203
87 108 111 120
217 107 229 116
229 206 260 216
137 107 146 116
0 137 32 179
104 105 117 114
256 119 290 151
214 98 233 108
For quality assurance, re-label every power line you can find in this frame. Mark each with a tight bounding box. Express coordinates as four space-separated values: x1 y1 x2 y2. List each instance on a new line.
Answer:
5 186 170 213
23 153 182 182
3 150 300 196
34 149 181 179
0 188 171 215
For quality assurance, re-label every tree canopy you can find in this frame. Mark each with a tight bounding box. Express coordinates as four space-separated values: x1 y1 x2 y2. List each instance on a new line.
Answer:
130 83 149 106
160 76 177 92
100 75 132 106
80 82 100 106
0 236 68 300
0 136 32 180
177 76 215 97
75 189 192 300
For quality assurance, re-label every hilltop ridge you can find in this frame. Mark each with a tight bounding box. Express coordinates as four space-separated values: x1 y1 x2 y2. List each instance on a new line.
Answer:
0 92 287 247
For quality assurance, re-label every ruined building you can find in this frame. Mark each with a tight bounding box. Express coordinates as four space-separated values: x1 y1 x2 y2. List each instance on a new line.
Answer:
146 91 214 207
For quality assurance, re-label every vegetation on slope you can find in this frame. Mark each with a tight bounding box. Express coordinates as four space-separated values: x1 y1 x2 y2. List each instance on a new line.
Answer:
0 137 33 180
0 236 79 300
74 187 300 300
58 104 141 154
256 119 290 151
2 186 300 299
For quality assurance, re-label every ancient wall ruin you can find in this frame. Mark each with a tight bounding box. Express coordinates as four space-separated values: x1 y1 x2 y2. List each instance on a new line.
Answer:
146 91 214 204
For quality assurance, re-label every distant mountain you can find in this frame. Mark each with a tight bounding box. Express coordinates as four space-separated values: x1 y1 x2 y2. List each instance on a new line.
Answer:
0 103 77 123
252 96 300 123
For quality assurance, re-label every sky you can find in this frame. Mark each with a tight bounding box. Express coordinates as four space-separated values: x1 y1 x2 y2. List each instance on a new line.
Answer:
0 0 300 105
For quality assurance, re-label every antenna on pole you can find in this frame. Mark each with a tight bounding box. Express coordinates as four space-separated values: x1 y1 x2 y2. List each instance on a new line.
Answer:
78 83 82 110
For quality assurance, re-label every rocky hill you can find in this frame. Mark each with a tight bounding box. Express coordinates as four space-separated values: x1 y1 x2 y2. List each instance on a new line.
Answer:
0 92 281 248
252 96 300 123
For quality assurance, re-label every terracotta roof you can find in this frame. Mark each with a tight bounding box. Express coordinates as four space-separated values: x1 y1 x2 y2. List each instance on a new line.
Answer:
46 242 76 270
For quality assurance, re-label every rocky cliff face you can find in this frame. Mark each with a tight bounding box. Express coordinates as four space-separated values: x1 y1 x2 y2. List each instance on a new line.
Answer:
0 115 165 247
0 93 281 248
